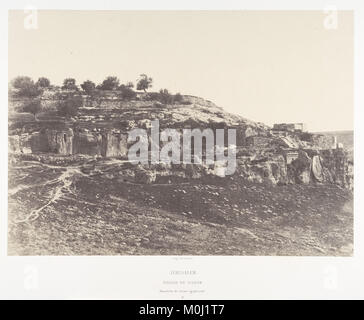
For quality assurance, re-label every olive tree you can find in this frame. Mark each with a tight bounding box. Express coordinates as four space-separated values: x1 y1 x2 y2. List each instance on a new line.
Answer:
136 74 153 92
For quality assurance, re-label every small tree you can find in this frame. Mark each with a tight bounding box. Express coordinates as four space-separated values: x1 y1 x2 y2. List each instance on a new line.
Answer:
12 76 33 89
174 92 183 103
23 99 42 120
136 74 153 92
11 76 42 97
81 80 96 94
99 76 120 90
56 94 82 118
62 78 78 90
160 89 169 95
158 89 174 104
126 81 134 88
119 84 137 100
36 77 51 88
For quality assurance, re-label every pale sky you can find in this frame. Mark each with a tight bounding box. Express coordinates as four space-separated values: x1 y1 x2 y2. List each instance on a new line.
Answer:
8 10 353 132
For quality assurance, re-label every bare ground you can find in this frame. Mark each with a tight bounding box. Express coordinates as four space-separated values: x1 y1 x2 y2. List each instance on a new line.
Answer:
8 159 353 256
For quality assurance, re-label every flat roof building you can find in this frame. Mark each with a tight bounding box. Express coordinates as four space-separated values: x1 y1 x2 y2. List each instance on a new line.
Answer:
273 123 307 132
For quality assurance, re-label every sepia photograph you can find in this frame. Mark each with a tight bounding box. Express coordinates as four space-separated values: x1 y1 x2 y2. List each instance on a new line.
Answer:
7 10 354 257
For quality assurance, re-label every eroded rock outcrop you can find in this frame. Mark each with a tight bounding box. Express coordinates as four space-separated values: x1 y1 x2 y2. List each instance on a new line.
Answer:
8 90 353 189
9 129 128 158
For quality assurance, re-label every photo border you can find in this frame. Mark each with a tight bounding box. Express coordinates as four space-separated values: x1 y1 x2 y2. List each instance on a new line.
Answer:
1 0 362 299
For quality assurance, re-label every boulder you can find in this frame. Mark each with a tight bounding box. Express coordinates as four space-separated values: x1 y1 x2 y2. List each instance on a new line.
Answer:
135 169 156 184
312 155 324 182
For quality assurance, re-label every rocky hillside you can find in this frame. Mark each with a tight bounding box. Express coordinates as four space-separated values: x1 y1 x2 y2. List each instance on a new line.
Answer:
9 89 353 189
8 88 353 255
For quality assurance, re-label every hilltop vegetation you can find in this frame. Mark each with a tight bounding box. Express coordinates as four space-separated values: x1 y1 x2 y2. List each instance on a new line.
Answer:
9 74 189 118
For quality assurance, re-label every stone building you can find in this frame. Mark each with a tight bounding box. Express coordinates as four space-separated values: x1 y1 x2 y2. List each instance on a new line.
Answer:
273 123 307 132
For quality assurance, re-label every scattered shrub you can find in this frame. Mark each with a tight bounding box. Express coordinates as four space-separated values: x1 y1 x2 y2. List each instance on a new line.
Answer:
11 76 43 97
145 89 186 105
146 92 160 101
36 77 51 88
56 94 83 118
174 92 183 103
158 89 174 104
81 80 96 94
136 74 153 92
62 78 78 90
98 76 120 90
119 84 137 100
23 99 42 119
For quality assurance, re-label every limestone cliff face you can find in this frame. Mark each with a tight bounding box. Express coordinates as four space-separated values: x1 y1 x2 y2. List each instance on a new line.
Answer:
319 149 353 189
9 129 128 157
